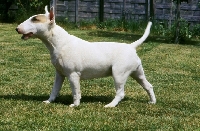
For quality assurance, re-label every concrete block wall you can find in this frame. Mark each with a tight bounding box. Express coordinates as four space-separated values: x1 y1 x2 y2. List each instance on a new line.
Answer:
54 0 148 22
104 0 147 20
155 0 200 24
54 0 200 24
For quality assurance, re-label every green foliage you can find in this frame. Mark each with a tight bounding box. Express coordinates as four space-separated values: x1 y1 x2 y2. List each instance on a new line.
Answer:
97 19 124 30
96 19 146 32
56 18 78 30
152 20 200 43
75 18 200 43
174 20 192 42
7 0 50 23
76 18 148 34
192 23 200 38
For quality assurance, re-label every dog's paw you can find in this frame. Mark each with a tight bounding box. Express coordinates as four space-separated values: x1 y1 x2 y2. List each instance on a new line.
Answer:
69 104 75 107
69 100 80 107
148 101 156 104
43 100 51 104
69 104 79 107
104 103 116 108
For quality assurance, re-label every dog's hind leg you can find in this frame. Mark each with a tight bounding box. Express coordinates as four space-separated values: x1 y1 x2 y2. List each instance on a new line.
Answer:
104 67 129 107
43 71 65 103
131 65 156 104
68 72 81 107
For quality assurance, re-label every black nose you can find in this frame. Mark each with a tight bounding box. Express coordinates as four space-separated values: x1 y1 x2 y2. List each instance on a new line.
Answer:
16 28 18 32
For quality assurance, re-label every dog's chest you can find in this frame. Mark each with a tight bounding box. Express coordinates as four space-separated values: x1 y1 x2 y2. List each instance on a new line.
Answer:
50 52 64 72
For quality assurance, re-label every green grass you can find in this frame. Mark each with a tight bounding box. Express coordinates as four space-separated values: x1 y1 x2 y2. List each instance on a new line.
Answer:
1 23 200 130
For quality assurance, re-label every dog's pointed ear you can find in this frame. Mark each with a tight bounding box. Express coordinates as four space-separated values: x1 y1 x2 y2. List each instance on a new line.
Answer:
49 6 55 24
45 5 49 14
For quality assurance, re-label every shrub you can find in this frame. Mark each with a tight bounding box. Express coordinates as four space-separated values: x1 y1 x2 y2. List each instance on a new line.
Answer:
8 0 50 23
152 20 200 43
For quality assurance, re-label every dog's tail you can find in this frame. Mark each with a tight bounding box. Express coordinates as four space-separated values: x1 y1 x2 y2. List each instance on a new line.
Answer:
131 21 152 48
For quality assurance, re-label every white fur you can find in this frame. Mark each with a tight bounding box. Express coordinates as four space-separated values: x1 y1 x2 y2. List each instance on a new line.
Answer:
16 6 156 107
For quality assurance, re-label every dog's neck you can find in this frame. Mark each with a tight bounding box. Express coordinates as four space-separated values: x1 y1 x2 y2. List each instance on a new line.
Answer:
37 25 69 54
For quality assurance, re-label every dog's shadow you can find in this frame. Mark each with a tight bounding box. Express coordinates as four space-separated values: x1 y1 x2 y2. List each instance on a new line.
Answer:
0 94 115 105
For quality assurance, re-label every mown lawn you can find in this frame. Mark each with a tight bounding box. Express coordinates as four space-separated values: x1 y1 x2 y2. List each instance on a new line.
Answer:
0 23 200 130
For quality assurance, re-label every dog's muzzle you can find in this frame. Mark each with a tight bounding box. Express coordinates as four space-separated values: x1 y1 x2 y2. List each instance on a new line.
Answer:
15 28 20 34
16 28 33 40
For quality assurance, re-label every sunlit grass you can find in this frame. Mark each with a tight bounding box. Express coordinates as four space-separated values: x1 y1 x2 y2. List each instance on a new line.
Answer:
0 23 200 130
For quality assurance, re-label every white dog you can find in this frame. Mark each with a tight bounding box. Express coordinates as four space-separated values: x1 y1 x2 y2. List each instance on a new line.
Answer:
16 6 156 107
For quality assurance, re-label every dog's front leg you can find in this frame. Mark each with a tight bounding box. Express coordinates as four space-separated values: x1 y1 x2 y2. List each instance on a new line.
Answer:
68 72 81 107
43 71 65 103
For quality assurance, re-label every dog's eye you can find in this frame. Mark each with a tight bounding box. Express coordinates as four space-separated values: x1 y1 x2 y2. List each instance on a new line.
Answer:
31 16 39 22
31 15 47 23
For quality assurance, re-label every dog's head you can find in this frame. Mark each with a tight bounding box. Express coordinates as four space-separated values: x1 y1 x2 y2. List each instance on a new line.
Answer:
16 6 55 40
